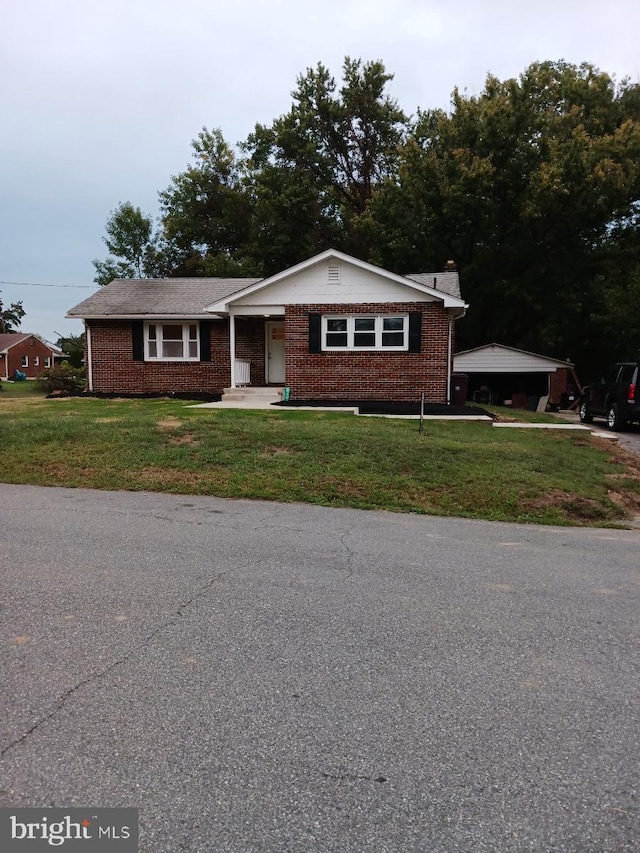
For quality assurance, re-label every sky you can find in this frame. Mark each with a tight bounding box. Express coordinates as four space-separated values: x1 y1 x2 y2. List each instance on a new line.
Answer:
1 0 639 344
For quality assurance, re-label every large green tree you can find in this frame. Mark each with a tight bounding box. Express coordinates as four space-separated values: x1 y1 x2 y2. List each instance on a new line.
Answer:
93 202 160 286
367 61 640 372
243 57 408 268
158 128 254 277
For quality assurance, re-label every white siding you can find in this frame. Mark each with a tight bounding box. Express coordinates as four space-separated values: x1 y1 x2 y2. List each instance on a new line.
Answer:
232 259 440 307
454 346 565 373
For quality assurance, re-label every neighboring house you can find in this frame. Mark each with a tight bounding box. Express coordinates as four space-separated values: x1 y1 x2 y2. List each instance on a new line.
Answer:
453 343 580 410
67 249 468 403
0 334 65 380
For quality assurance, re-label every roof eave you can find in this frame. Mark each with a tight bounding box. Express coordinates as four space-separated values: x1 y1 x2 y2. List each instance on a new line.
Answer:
67 313 226 320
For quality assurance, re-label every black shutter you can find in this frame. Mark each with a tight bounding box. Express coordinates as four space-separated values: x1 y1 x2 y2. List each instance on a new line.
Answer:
200 321 211 362
408 312 422 353
132 320 144 361
309 313 321 353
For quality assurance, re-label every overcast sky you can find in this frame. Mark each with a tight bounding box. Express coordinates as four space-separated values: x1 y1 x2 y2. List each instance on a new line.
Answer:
2 0 639 343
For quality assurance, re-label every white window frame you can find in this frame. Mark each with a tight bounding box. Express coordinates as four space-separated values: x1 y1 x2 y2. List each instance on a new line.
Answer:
144 322 200 362
321 315 409 351
34 355 40 366
44 357 51 368
21 355 29 367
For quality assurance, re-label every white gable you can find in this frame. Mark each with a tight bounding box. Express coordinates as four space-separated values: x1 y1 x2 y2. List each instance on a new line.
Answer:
454 344 571 373
205 250 466 314
231 258 441 307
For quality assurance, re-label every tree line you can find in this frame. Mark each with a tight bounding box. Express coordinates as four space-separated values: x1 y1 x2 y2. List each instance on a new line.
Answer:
94 58 640 377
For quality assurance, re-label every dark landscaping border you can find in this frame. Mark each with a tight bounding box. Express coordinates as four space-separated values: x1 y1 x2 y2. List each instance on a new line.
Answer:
273 399 492 416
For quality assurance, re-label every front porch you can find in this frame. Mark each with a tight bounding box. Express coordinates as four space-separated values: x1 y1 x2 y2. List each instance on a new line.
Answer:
229 314 285 388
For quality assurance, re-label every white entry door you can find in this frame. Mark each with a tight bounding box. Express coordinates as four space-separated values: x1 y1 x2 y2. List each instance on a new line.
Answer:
265 322 285 384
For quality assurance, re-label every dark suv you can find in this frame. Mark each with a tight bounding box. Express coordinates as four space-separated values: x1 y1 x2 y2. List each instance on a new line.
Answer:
580 361 640 430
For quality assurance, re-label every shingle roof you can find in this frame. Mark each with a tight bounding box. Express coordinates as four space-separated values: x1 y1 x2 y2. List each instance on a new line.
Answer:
405 272 461 299
67 278 262 318
0 333 30 352
67 267 462 318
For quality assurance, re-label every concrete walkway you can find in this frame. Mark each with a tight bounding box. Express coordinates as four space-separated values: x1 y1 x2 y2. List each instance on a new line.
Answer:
191 394 612 429
190 395 617 437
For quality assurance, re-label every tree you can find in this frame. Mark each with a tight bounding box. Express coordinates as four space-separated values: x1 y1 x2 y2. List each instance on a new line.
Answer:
0 293 25 333
159 128 255 277
93 202 160 286
367 61 640 374
243 57 408 265
55 331 85 368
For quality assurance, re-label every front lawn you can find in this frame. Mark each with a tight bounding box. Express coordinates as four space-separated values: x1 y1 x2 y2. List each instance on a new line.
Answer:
0 396 638 526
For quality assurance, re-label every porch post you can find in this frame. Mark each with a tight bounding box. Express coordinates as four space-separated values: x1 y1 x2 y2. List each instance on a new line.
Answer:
229 312 236 388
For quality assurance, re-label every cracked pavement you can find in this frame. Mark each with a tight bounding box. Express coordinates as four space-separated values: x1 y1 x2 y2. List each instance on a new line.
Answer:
1 484 639 852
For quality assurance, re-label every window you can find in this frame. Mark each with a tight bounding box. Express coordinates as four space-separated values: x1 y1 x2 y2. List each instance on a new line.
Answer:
145 323 199 361
44 357 51 368
322 315 408 351
34 356 40 366
21 355 28 367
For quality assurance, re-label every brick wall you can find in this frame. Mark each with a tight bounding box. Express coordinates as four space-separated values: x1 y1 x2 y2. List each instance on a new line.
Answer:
86 309 454 402
235 318 266 386
549 367 570 405
87 320 232 394
2 336 58 379
285 303 452 402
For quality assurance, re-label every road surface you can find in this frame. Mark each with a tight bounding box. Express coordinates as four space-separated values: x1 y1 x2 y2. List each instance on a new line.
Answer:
1 485 639 852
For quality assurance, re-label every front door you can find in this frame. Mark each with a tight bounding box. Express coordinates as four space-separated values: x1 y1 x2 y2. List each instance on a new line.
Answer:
265 322 285 384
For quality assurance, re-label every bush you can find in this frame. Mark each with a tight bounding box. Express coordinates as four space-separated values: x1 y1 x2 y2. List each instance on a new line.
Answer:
37 362 85 394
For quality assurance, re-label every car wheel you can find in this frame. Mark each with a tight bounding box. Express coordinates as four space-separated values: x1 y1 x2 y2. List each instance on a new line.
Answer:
607 404 627 431
579 400 593 423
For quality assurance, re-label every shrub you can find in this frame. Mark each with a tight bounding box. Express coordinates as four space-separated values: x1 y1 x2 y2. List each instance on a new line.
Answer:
37 362 86 394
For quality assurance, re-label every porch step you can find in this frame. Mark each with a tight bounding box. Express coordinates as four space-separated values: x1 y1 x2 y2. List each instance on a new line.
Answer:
222 386 284 403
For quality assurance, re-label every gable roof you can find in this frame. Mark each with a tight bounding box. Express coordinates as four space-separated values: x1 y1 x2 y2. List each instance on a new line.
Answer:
454 343 574 371
67 278 261 319
0 333 63 354
205 249 467 312
0 333 30 352
67 250 467 319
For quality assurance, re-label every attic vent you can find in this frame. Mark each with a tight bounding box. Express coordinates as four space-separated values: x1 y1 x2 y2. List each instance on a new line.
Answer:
327 263 340 284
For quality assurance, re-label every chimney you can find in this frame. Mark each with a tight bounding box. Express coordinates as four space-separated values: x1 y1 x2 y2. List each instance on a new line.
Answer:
444 260 457 272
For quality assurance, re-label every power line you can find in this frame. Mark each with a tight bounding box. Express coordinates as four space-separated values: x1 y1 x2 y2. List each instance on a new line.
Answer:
0 280 95 289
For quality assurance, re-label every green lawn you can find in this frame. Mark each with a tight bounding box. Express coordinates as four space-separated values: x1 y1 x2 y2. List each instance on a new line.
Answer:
1 394 639 526
0 380 46 398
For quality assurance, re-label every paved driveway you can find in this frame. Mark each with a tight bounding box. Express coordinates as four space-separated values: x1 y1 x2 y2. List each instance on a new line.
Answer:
1 485 639 852
553 410 640 457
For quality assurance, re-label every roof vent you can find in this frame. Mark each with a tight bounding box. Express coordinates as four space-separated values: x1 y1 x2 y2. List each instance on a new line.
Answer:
328 263 340 284
444 260 457 271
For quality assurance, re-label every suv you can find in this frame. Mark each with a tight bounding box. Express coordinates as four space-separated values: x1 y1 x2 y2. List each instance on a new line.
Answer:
579 361 640 430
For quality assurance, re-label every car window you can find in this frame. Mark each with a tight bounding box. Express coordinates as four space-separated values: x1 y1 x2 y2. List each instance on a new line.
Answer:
619 365 636 384
603 365 621 383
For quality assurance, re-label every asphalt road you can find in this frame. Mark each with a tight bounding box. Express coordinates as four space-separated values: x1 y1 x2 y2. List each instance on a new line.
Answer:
1 485 639 852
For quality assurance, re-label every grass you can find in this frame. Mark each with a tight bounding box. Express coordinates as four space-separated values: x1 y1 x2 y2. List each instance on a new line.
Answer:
1 393 639 526
0 380 46 398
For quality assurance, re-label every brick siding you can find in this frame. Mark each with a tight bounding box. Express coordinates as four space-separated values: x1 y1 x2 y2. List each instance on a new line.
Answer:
549 367 570 405
87 320 231 394
285 303 452 402
235 318 266 386
1 336 58 380
87 307 453 403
